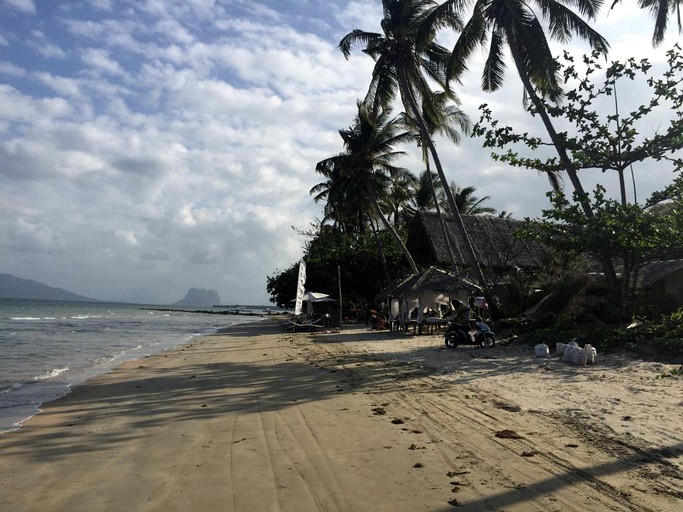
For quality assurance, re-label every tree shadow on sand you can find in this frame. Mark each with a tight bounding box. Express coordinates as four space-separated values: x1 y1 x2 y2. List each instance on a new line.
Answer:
428 441 683 512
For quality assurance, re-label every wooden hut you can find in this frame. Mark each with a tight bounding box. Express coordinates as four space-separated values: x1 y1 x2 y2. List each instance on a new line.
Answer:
637 259 683 311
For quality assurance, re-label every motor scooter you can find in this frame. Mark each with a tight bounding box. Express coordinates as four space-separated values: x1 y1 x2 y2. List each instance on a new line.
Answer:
444 317 495 348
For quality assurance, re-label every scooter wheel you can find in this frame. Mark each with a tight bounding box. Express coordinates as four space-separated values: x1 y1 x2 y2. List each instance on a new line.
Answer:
480 333 495 348
445 333 458 348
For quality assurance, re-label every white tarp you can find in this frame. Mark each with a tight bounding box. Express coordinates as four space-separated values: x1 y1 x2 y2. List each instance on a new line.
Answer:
294 260 307 316
302 290 335 316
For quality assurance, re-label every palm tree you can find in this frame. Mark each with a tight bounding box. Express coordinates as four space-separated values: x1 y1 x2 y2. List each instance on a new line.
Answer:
311 159 377 235
449 184 497 215
611 0 682 45
339 0 492 301
386 172 417 229
405 169 445 216
315 102 420 274
442 0 608 196
438 0 622 299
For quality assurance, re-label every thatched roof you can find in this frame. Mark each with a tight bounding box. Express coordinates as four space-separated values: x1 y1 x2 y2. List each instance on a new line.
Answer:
406 211 546 271
377 266 475 300
637 259 683 288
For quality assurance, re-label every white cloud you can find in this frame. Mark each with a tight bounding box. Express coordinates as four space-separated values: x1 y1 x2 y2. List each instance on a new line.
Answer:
80 48 126 76
3 0 36 14
0 61 26 76
0 0 679 303
34 72 83 98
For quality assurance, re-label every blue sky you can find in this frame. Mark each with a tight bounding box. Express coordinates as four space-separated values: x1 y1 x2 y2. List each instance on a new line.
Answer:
0 0 679 304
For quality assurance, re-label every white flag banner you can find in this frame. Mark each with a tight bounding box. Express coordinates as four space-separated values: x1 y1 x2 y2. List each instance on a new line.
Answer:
294 260 306 316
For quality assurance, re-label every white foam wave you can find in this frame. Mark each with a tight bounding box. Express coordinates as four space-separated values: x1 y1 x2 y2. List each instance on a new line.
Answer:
33 367 69 381
10 317 41 321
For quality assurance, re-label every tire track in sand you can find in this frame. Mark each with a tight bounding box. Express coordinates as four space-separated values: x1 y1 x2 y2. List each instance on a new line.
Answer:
303 338 648 511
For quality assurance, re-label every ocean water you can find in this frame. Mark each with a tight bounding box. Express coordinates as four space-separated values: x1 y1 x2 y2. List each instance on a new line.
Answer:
0 299 266 432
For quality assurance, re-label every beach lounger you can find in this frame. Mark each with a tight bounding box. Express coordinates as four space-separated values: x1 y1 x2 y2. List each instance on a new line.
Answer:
281 318 322 332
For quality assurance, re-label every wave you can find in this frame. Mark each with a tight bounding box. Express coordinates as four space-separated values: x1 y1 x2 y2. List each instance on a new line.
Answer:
33 367 69 381
0 383 24 395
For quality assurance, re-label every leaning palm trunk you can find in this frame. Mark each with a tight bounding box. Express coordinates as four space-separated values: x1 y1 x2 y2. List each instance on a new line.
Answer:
425 159 458 275
369 216 392 282
367 186 419 274
397 70 503 319
508 43 621 302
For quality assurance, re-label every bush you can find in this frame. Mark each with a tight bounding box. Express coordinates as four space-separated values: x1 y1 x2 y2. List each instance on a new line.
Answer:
648 309 683 357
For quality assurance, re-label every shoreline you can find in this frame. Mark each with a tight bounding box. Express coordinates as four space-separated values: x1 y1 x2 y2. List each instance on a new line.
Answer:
0 320 680 511
0 317 265 434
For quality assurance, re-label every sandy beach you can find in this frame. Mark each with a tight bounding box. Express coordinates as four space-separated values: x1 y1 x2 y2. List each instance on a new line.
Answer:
0 319 681 511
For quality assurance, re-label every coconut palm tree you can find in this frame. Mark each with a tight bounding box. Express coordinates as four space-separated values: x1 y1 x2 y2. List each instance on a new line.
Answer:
440 0 608 196
437 0 622 299
339 0 492 301
310 159 378 235
315 102 420 274
386 173 417 229
449 184 497 215
611 0 682 45
405 169 445 215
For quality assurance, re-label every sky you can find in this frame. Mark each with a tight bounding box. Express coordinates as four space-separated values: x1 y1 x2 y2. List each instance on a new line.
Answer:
0 0 680 305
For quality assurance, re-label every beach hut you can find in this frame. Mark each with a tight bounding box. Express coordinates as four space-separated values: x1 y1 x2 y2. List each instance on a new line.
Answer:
378 267 473 331
406 211 546 274
637 259 683 311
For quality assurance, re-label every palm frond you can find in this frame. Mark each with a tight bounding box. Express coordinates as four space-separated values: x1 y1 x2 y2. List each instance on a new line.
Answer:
556 0 603 19
339 29 382 58
418 0 467 36
511 12 563 101
448 0 488 83
482 29 506 91
537 0 609 52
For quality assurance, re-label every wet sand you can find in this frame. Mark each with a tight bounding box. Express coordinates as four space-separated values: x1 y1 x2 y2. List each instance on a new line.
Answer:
0 320 680 511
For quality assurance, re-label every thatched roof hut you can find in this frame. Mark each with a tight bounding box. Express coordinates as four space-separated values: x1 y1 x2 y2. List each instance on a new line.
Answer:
406 211 546 272
636 259 683 311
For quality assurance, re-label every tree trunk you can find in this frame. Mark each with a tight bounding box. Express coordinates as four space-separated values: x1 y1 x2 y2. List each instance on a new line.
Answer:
507 43 622 304
425 159 458 275
369 216 392 283
367 187 419 274
397 69 504 320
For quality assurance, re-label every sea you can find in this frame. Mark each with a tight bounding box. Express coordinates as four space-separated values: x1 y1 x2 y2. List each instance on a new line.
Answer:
0 298 270 433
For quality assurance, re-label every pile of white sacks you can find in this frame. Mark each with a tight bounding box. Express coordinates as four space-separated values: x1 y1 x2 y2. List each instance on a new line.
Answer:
534 340 597 366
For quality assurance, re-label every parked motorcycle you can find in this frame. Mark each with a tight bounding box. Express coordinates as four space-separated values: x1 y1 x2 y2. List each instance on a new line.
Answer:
444 317 495 348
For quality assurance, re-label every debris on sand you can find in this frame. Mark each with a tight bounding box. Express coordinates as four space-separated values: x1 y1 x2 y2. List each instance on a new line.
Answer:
495 429 525 439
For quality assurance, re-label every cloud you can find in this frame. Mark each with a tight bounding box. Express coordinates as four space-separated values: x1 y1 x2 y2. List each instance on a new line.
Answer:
34 72 83 97
0 61 26 76
80 48 126 76
2 0 36 14
0 0 679 303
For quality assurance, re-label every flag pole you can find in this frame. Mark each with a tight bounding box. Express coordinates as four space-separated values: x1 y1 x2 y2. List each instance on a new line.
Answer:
337 264 342 330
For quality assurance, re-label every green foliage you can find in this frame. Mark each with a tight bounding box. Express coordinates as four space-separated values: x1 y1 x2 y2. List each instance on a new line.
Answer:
525 308 683 357
474 46 683 178
519 185 683 264
656 367 682 379
474 47 683 315
647 308 683 356
266 224 411 309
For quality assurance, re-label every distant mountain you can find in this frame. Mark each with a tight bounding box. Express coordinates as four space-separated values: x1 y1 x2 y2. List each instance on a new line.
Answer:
0 274 97 302
172 288 221 307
